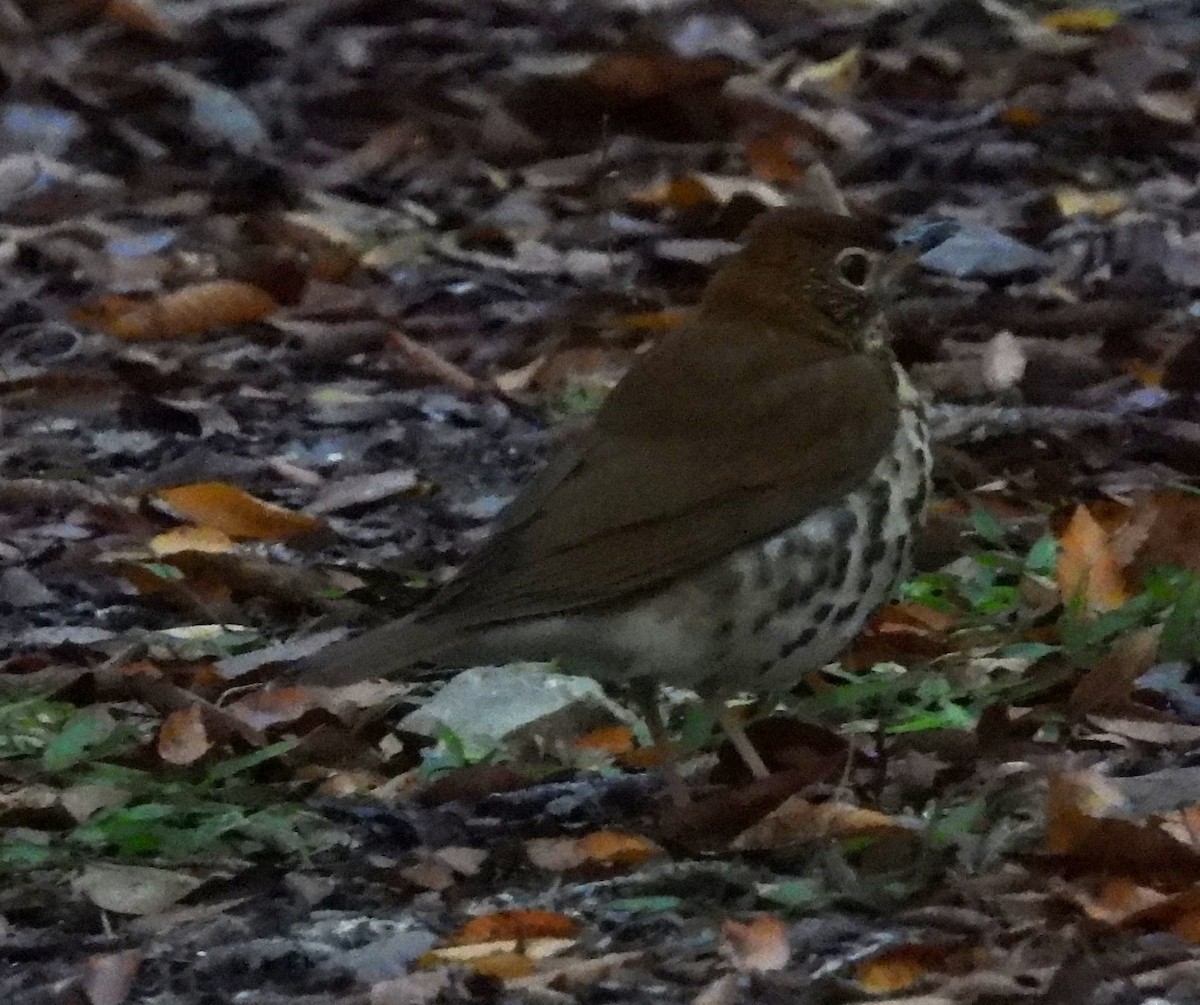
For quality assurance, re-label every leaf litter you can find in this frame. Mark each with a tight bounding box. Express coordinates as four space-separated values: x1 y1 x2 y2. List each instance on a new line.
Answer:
4 0 1200 1001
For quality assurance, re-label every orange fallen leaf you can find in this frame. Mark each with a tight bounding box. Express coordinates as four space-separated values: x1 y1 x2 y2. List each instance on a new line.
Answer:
79 280 277 340
227 687 317 729
578 830 659 866
526 831 660 872
732 797 913 851
419 937 575 975
1073 877 1169 926
857 944 958 993
574 725 634 755
721 914 790 972
157 706 211 765
744 133 804 184
451 910 579 946
154 483 321 540
1057 504 1128 610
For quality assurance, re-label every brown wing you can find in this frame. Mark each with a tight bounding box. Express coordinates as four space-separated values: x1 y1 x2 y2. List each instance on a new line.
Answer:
417 320 898 630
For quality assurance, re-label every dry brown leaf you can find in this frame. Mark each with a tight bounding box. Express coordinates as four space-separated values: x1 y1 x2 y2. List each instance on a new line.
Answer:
578 830 659 866
1072 877 1170 926
226 687 317 730
580 51 731 102
573 725 635 755
468 952 536 980
435 847 488 876
420 938 575 973
149 525 236 556
721 914 790 972
744 133 804 184
1046 770 1128 855
1046 771 1200 876
400 859 457 892
157 706 211 766
82 948 144 1005
526 830 660 872
1057 504 1128 610
1129 491 1200 577
451 910 579 945
80 280 277 340
732 797 913 851
1081 883 1200 944
857 944 959 994
1068 626 1160 717
154 483 321 540
628 173 786 210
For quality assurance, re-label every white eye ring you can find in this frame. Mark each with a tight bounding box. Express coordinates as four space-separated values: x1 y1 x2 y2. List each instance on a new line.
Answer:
834 247 875 291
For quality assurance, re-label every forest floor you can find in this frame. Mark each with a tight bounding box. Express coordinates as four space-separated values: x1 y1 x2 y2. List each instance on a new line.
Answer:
4 0 1200 1002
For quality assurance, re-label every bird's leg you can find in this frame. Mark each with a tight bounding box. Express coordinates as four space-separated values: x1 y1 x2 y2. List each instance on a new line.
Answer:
706 696 771 780
631 680 691 807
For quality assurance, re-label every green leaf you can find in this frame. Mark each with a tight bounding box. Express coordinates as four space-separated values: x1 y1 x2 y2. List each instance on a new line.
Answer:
0 835 53 868
1024 535 1058 577
924 799 987 848
757 878 825 910
1156 569 1200 661
139 562 185 581
969 505 1006 546
887 705 975 734
201 740 296 785
42 709 116 771
679 704 715 751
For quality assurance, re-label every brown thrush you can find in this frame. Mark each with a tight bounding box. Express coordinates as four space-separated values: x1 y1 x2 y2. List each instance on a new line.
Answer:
298 208 932 787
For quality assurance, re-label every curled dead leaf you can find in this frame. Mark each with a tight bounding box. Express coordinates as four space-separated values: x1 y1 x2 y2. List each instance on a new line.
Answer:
732 796 913 851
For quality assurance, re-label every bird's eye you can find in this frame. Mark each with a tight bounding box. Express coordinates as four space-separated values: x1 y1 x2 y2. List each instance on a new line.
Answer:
834 247 874 290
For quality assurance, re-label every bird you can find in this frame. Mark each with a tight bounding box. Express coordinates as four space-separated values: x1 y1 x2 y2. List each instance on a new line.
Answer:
296 207 933 797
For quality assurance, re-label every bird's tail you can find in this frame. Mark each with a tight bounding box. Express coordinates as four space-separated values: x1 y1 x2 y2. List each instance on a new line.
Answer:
294 615 457 687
